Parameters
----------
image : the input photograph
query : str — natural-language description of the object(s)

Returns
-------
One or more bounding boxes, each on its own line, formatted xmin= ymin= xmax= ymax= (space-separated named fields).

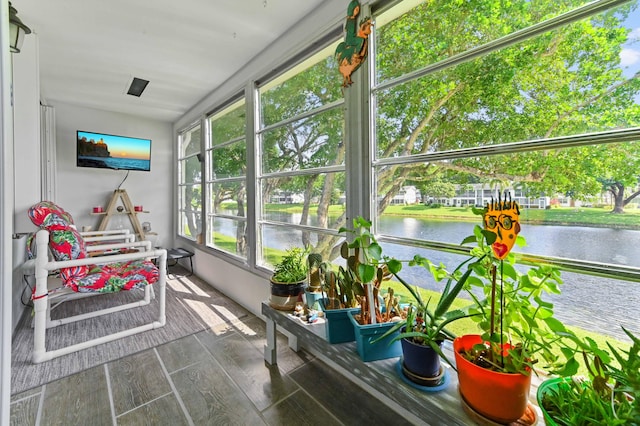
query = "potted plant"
xmin=374 ymin=252 xmax=483 ymax=387
xmin=305 ymin=249 xmax=364 ymax=343
xmin=269 ymin=246 xmax=309 ymax=311
xmin=319 ymin=257 xmax=362 ymax=343
xmin=305 ymin=252 xmax=326 ymax=310
xmin=537 ymin=327 xmax=640 ymax=426
xmin=339 ymin=216 xmax=406 ymax=361
xmin=452 ymin=196 xmax=577 ymax=423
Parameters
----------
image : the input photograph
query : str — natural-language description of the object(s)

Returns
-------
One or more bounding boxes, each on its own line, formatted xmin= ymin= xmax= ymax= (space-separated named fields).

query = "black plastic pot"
xmin=269 ymin=279 xmax=305 ymax=310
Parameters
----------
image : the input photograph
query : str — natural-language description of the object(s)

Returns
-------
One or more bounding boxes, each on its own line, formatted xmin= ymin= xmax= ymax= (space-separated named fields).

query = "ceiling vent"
xmin=127 ymin=77 xmax=149 ymax=97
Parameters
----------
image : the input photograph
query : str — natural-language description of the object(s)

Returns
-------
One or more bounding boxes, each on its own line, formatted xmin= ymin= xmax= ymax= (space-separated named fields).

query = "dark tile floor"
xmin=9 ymin=277 xmax=413 ymax=426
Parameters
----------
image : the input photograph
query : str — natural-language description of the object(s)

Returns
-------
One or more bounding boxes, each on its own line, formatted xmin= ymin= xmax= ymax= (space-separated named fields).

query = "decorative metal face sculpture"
xmin=484 ymin=193 xmax=521 ymax=260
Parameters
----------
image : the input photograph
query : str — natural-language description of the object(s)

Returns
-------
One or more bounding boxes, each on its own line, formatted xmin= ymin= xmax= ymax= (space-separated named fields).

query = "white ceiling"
xmin=13 ymin=0 xmax=327 ymax=122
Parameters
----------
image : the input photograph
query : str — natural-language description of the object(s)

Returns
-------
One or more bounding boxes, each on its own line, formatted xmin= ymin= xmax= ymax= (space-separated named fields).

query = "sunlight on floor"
xmin=167 ymin=279 xmax=192 ymax=294
xmin=183 ymin=299 xmax=230 ymax=334
xmin=174 ymin=277 xmax=211 ymax=298
xmin=211 ymin=303 xmax=257 ymax=336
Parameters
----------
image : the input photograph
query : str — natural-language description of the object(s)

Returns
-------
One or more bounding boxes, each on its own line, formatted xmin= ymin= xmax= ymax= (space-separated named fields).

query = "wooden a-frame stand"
xmin=97 ymin=189 xmax=147 ymax=240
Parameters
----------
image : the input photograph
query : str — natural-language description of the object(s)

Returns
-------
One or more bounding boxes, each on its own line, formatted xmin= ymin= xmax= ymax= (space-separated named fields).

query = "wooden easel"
xmin=96 ymin=189 xmax=147 ymax=240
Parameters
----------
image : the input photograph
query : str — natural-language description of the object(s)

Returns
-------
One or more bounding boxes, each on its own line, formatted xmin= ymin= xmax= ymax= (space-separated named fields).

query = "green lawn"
xmin=209 ymin=231 xmax=305 ymax=266
xmin=382 ymin=204 xmax=640 ymax=229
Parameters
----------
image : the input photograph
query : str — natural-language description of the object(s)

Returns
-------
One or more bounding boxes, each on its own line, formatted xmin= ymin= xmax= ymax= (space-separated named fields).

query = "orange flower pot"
xmin=454 ymin=334 xmax=532 ymax=424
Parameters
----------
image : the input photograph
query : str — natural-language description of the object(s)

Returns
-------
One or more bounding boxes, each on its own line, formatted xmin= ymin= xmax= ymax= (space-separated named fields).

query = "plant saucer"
xmin=395 ymin=357 xmax=450 ymax=392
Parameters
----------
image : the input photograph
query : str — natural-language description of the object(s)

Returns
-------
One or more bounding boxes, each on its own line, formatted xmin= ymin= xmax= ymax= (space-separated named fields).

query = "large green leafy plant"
xmin=271 ymin=247 xmax=309 ymax=284
xmin=306 ymin=251 xmax=362 ymax=309
xmin=338 ymin=216 xmax=397 ymax=324
xmin=457 ymin=209 xmax=577 ymax=376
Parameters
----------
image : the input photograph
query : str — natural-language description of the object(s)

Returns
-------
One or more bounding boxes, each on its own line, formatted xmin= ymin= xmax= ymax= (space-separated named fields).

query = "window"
xmin=256 ymin=41 xmax=346 ymax=267
xmin=177 ymin=124 xmax=202 ymax=241
xmin=371 ymin=0 xmax=640 ymax=342
xmin=205 ymin=98 xmax=248 ymax=258
xmin=174 ymin=0 xmax=640 ymax=343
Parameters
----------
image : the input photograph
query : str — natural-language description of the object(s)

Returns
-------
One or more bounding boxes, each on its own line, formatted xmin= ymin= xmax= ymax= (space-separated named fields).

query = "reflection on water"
xmin=214 ymin=212 xmax=639 ymax=341
xmin=379 ymin=217 xmax=640 ymax=267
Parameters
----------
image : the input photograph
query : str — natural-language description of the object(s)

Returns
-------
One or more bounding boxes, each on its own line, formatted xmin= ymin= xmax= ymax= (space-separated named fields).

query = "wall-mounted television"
xmin=77 ymin=130 xmax=152 ymax=172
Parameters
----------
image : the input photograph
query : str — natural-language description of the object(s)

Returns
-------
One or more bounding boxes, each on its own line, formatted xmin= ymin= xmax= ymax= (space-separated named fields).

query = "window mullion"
xmin=246 ymin=82 xmax=258 ymax=269
xmin=345 ymin=2 xmax=373 ymax=229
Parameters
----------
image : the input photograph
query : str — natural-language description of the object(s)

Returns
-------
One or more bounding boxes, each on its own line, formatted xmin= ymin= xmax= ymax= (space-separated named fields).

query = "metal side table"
xmin=166 ymin=248 xmax=194 ymax=276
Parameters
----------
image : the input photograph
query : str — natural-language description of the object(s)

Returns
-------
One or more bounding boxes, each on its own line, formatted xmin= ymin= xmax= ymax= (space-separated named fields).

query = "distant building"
xmin=424 ymin=184 xmax=611 ymax=209
xmin=390 ymin=186 xmax=421 ymax=205
xmin=270 ymin=191 xmax=304 ymax=204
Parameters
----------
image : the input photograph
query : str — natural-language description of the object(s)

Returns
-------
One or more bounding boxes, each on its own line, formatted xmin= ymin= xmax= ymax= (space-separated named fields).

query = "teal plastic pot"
xmin=348 ymin=310 xmax=402 ymax=362
xmin=324 ymin=306 xmax=360 ymax=344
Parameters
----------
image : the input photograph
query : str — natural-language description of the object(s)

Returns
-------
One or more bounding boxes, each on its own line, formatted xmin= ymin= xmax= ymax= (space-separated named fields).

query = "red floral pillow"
xmin=28 ymin=201 xmax=75 ymax=229
xmin=28 ymin=201 xmax=89 ymax=280
xmin=27 ymin=201 xmax=159 ymax=293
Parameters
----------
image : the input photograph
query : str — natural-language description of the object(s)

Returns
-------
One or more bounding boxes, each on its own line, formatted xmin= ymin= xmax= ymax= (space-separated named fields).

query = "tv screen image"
xmin=77 ymin=130 xmax=152 ymax=172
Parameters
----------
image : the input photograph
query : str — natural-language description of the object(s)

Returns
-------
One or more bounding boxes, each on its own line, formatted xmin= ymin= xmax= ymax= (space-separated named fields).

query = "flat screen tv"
xmin=77 ymin=130 xmax=152 ymax=172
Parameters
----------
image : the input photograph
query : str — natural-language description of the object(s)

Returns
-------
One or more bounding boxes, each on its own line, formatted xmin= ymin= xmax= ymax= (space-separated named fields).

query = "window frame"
xmin=204 ymin=95 xmax=250 ymax=261
xmin=254 ymin=38 xmax=347 ymax=270
xmin=174 ymin=0 xmax=640 ymax=288
xmin=176 ymin=122 xmax=203 ymax=242
xmin=368 ymin=0 xmax=640 ymax=283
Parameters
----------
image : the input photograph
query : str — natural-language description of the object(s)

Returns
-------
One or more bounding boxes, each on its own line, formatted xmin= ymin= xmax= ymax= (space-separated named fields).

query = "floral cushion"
xmin=27 ymin=201 xmax=159 ymax=293
xmin=28 ymin=202 xmax=89 ymax=280
xmin=28 ymin=201 xmax=75 ymax=229
xmin=66 ymin=259 xmax=159 ymax=293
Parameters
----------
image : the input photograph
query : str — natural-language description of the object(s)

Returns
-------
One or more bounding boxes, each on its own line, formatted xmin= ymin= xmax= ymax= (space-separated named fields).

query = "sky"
xmin=78 ymin=131 xmax=151 ymax=160
xmin=620 ymin=6 xmax=640 ymax=75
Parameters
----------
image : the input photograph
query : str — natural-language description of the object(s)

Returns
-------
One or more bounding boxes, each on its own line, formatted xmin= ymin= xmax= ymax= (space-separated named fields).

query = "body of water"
xmin=78 ymin=156 xmax=150 ymax=171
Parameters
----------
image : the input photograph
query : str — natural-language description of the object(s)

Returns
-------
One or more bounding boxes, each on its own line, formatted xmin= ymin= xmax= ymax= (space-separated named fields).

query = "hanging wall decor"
xmin=335 ymin=0 xmax=372 ymax=87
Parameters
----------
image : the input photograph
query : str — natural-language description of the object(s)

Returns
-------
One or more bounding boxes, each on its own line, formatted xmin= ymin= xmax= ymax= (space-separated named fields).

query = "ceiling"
xmin=12 ymin=0 xmax=327 ymax=122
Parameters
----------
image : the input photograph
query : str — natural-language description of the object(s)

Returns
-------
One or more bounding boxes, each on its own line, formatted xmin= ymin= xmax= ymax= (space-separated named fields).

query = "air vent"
xmin=127 ymin=77 xmax=149 ymax=97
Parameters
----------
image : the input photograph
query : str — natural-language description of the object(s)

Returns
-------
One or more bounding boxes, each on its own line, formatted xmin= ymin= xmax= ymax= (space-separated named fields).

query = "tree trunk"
xmin=610 ymin=182 xmax=625 ymax=214
xmin=235 ymin=185 xmax=247 ymax=256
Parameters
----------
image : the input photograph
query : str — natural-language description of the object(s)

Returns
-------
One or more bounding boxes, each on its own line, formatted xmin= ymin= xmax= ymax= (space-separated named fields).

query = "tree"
xmin=208 ymin=103 xmax=249 ymax=254
xmin=259 ymin=55 xmax=347 ymax=259
xmin=182 ymin=127 xmax=202 ymax=241
xmin=599 ymin=178 xmax=640 ymax=213
xmin=421 ymin=180 xmax=457 ymax=204
xmin=373 ymin=0 xmax=640 ymax=214
xmin=215 ymin=0 xmax=640 ymax=261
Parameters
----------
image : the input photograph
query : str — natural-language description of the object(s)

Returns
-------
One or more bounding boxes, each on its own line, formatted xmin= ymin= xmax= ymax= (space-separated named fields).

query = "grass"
xmin=382 ymin=204 xmax=640 ymax=228
xmin=208 ymin=231 xmax=300 ymax=267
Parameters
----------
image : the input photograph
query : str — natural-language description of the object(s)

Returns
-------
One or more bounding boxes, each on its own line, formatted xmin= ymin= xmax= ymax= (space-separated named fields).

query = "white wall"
xmin=1 ymin=0 xmax=15 ymax=421
xmin=52 ymin=102 xmax=173 ymax=247
xmin=12 ymin=35 xmax=40 ymax=234
xmin=10 ymin=34 xmax=40 ymax=331
xmin=192 ymin=248 xmax=272 ymax=316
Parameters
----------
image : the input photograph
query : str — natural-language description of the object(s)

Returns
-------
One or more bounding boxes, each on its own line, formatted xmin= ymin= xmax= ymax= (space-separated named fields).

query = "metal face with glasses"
xmin=485 ymin=214 xmax=515 ymax=230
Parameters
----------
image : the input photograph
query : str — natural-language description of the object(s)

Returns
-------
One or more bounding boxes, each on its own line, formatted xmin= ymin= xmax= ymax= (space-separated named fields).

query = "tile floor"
xmin=9 ymin=276 xmax=413 ymax=426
